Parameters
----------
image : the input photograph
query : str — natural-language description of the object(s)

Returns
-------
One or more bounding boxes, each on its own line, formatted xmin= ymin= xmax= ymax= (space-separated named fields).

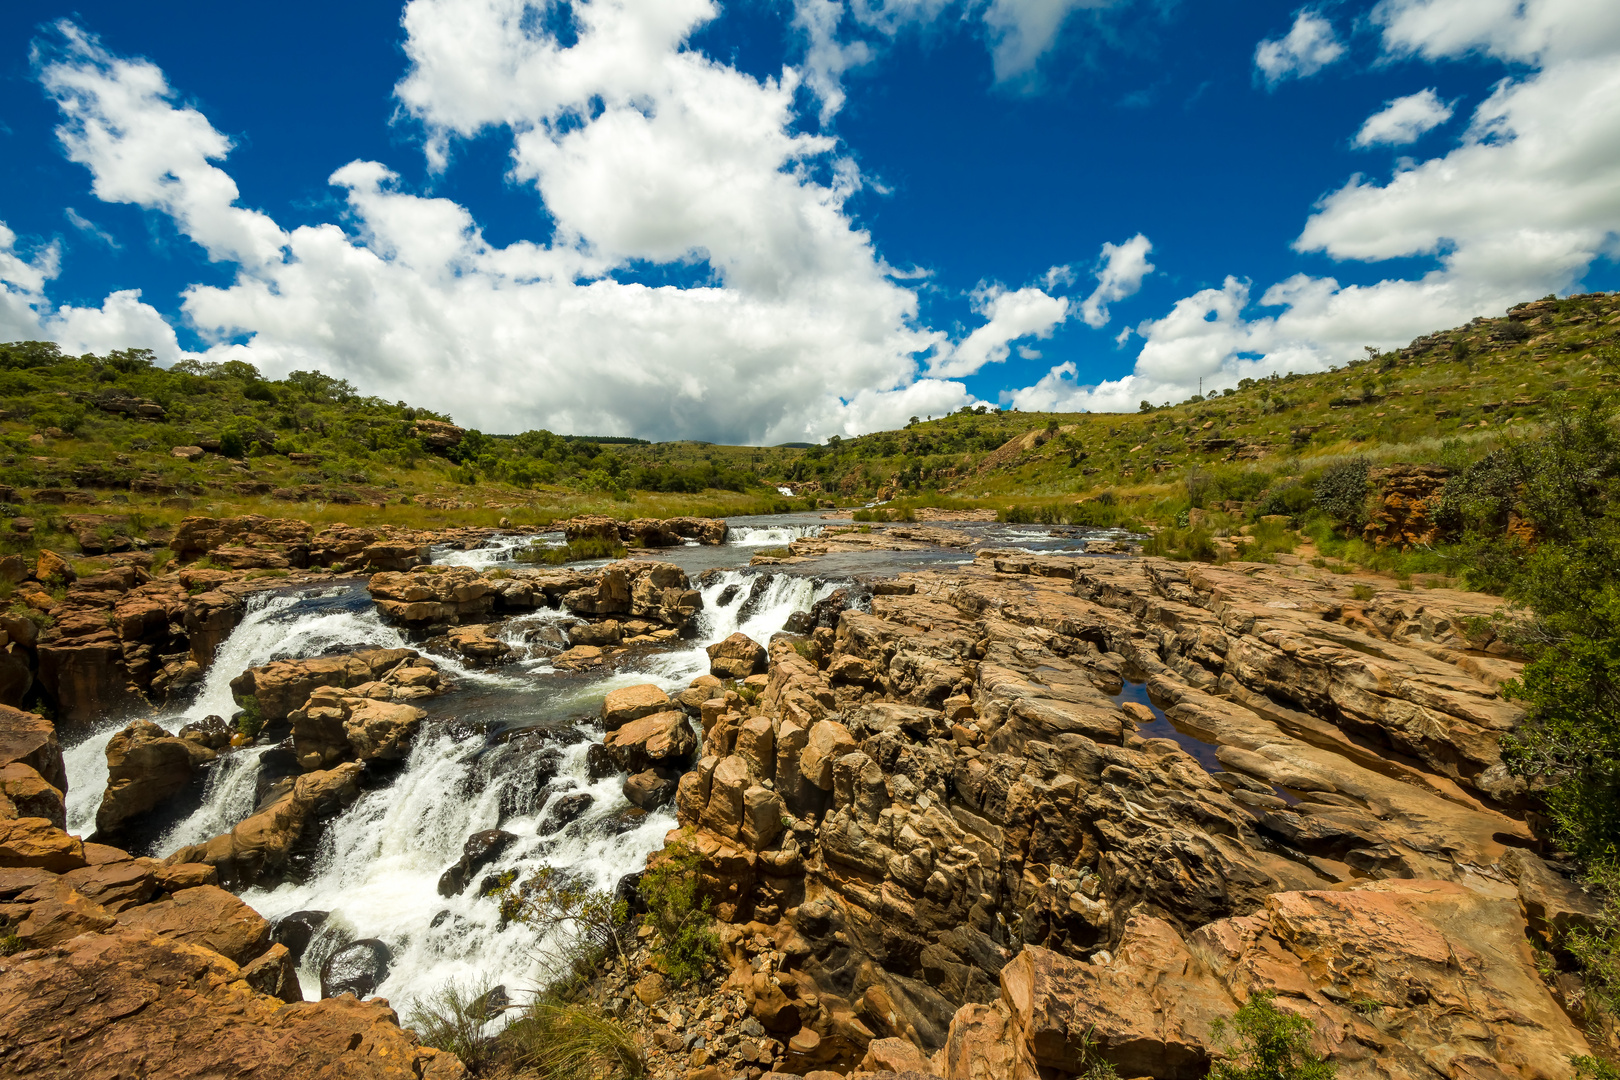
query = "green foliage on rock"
xmin=638 ymin=837 xmax=720 ymax=985
xmin=1209 ymin=993 xmax=1335 ymax=1080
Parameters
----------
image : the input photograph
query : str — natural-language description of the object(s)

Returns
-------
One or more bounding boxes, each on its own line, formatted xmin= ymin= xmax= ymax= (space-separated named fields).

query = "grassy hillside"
xmin=0 ymin=290 xmax=1614 ymax=564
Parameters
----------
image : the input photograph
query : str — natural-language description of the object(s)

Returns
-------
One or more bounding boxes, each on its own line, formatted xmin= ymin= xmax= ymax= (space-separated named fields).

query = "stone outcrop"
xmin=289 ymin=688 xmax=425 ymax=771
xmin=659 ymin=553 xmax=1575 ymax=1078
xmin=367 ymin=565 xmax=580 ymax=627
xmin=938 ymin=877 xmax=1590 ymax=1080
xmin=95 ymin=720 xmax=217 ymax=837
xmin=166 ymin=763 xmax=362 ymax=888
xmin=708 ymin=632 xmax=768 ymax=680
xmin=230 ymin=648 xmax=441 ymax=722
xmin=1363 ymin=464 xmax=1449 ymax=550
xmin=0 ymin=705 xmax=463 ymax=1078
xmin=561 ymin=561 xmax=704 ymax=630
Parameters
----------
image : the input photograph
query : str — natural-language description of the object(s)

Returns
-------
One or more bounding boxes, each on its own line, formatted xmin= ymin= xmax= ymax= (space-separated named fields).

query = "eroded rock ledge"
xmin=647 ymin=554 xmax=1597 ymax=1078
xmin=0 ymin=703 xmax=463 ymax=1079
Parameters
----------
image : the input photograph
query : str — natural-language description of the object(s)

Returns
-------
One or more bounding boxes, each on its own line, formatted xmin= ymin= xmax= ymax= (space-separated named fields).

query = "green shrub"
xmin=218 ymin=429 xmax=246 ymax=458
xmin=639 ymin=837 xmax=720 ymax=985
xmin=500 ymin=1000 xmax=645 ymax=1080
xmin=235 ymin=696 xmax=264 ymax=740
xmin=514 ymin=537 xmax=627 ymax=565
xmin=404 ymin=979 xmax=499 ymax=1074
xmin=1313 ymin=458 xmax=1371 ymax=530
xmin=1209 ymin=993 xmax=1335 ymax=1080
xmin=487 ymin=866 xmax=629 ymax=991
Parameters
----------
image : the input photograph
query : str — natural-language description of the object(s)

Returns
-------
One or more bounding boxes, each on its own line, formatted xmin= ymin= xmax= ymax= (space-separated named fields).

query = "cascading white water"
xmin=723 ymin=523 xmax=823 ymax=546
xmin=62 ymin=584 xmax=513 ymax=838
xmin=62 ymin=561 xmax=844 ymax=1013
xmin=431 ymin=534 xmax=556 ymax=569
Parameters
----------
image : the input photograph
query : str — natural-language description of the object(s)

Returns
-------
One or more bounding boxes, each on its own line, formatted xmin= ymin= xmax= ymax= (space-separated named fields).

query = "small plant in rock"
xmin=1209 ymin=993 xmax=1335 ymax=1080
xmin=235 ymin=696 xmax=265 ymax=740
xmin=487 ymin=866 xmax=629 ymax=990
xmin=1349 ymin=583 xmax=1376 ymax=601
xmin=404 ymin=979 xmax=500 ymax=1074
xmin=500 ymin=998 xmax=645 ymax=1080
xmin=639 ymin=836 xmax=720 ymax=985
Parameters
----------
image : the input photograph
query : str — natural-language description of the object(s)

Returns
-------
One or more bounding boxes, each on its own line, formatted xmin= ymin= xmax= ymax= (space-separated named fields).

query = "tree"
xmin=1139 ymin=400 xmax=1154 ymax=413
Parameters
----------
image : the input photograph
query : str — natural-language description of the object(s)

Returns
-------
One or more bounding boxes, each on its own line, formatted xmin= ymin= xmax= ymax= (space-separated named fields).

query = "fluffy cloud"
xmin=979 ymin=0 xmax=1117 ymax=85
xmin=928 ymin=280 xmax=1070 ymax=378
xmin=1254 ymin=10 xmax=1345 ymax=87
xmin=28 ymin=8 xmax=1083 ymax=443
xmin=1078 ymin=233 xmax=1153 ymax=327
xmin=1016 ymin=0 xmax=1620 ymax=414
xmin=1353 ymin=88 xmax=1453 ymax=146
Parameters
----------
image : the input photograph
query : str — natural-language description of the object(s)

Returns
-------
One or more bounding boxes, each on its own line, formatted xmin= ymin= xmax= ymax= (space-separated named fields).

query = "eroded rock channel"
xmin=0 ymin=512 xmax=1601 ymax=1079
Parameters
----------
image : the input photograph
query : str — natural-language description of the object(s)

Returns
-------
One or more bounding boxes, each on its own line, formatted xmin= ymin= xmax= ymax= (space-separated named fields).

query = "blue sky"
xmin=1 ymin=1 xmax=1616 ymax=442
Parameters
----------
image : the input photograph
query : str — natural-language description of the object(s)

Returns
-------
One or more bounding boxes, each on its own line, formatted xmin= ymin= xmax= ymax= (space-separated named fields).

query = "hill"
xmin=0 ymin=290 xmax=1615 ymax=565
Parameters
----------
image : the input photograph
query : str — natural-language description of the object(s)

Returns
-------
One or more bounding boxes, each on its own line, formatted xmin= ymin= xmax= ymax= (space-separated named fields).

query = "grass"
xmin=514 ymin=537 xmax=628 ymax=565
xmin=501 ymin=999 xmax=645 ymax=1080
xmin=404 ymin=980 xmax=501 ymax=1075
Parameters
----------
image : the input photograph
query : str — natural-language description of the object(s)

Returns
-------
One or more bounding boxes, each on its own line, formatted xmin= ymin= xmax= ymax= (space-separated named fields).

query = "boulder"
xmin=165 ymin=763 xmax=362 ymax=888
xmin=446 ymin=624 xmax=510 ymax=661
xmin=321 ymin=937 xmax=394 ymax=1000
xmin=116 ymin=883 xmax=270 ymax=965
xmin=272 ymin=908 xmax=331 ymax=965
xmin=601 ymin=683 xmax=673 ymax=731
xmin=0 ymin=763 xmax=66 ymax=828
xmin=437 ymin=829 xmax=518 ymax=898
xmin=603 ymin=711 xmax=698 ymax=774
xmin=623 ymin=767 xmax=680 ymax=810
xmin=95 ymin=720 xmax=217 ymax=836
xmin=708 ymin=632 xmax=768 ymax=680
xmin=290 ymin=687 xmax=425 ymax=771
xmin=0 ymin=817 xmax=85 ymax=872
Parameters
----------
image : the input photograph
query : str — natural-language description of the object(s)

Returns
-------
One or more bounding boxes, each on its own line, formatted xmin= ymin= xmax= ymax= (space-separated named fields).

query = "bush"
xmin=487 ymin=866 xmax=629 ymax=990
xmin=514 ymin=537 xmax=626 ymax=565
xmin=1210 ymin=993 xmax=1335 ymax=1080
xmin=1313 ymin=459 xmax=1371 ymax=530
xmin=1254 ymin=481 xmax=1315 ymax=522
xmin=235 ymin=696 xmax=264 ymax=740
xmin=639 ymin=837 xmax=720 ymax=985
xmin=500 ymin=1000 xmax=645 ymax=1080
xmin=218 ymin=429 xmax=246 ymax=458
xmin=404 ymin=979 xmax=499 ymax=1074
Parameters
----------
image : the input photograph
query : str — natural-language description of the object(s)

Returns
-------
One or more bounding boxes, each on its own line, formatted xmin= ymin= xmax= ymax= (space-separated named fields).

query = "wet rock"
xmin=473 ymin=984 xmax=511 ymax=1020
xmin=272 ymin=908 xmax=331 ymax=964
xmin=569 ymin=619 xmax=623 ymax=646
xmin=604 ymin=710 xmax=698 ymax=774
xmin=562 ymin=560 xmax=702 ymax=629
xmin=446 ymin=623 xmax=511 ymax=661
xmin=241 ymin=942 xmax=303 ymax=1003
xmin=586 ymin=742 xmax=618 ymax=780
xmin=603 ymin=807 xmax=651 ymax=836
xmin=95 ymin=719 xmax=217 ymax=837
xmin=437 ymin=829 xmax=518 ymax=897
xmin=543 ymin=792 xmax=595 ymax=830
xmin=602 ymin=683 xmax=673 ymax=731
xmin=178 ymin=714 xmax=233 ymax=750
xmin=321 ymin=937 xmax=393 ymax=1000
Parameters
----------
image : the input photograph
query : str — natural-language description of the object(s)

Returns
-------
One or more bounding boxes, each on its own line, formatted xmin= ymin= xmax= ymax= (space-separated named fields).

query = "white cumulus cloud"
xmin=1015 ymin=0 xmax=1620 ymax=415
xmin=1078 ymin=232 xmax=1153 ymax=327
xmin=25 ymin=8 xmax=1075 ymax=443
xmin=1254 ymin=10 xmax=1345 ymax=87
xmin=1354 ymin=88 xmax=1453 ymax=146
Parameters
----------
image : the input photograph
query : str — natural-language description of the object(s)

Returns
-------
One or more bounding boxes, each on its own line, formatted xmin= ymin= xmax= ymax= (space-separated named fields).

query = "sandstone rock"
xmin=232 ymin=647 xmax=420 ymax=722
xmin=412 ymin=419 xmax=465 ymax=449
xmin=241 ymin=941 xmax=303 ymax=1003
xmin=446 ymin=623 xmax=511 ymax=661
xmin=862 ymin=1037 xmax=935 ymax=1074
xmin=34 ymin=550 xmax=75 ymax=585
xmin=0 ymin=817 xmax=86 ymax=872
xmin=96 ymin=720 xmax=216 ymax=836
xmin=0 ymin=764 xmax=66 ymax=828
xmin=799 ymin=720 xmax=857 ymax=791
xmin=624 ymin=767 xmax=681 ymax=810
xmin=666 ymin=516 xmax=727 ymax=545
xmin=166 ymin=763 xmax=362 ymax=888
xmin=708 ymin=632 xmax=768 ymax=680
xmin=604 ymin=710 xmax=697 ymax=774
xmin=116 ymin=883 xmax=271 ymax=965
xmin=603 ymin=683 xmax=673 ymax=731
xmin=290 ymin=687 xmax=425 ymax=771
xmin=633 ymin=971 xmax=668 ymax=1006
xmin=7 ymin=878 xmax=118 ymax=946
xmin=0 ymin=706 xmax=65 ymax=793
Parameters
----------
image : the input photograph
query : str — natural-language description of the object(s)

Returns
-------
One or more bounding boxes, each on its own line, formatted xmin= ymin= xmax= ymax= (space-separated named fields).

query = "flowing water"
xmin=55 ymin=514 xmax=1101 ymax=1010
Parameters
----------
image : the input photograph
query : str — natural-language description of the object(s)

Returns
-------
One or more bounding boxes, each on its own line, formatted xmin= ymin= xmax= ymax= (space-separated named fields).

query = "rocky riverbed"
xmin=0 ymin=512 xmax=1605 ymax=1078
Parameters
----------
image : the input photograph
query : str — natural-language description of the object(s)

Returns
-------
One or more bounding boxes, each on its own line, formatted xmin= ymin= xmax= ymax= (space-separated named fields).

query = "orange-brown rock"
xmin=1363 ymin=464 xmax=1450 ymax=549
xmin=604 ymin=710 xmax=698 ymax=774
xmin=96 ymin=720 xmax=217 ymax=836
xmin=166 ymin=763 xmax=362 ymax=888
xmin=0 ymin=926 xmax=465 ymax=1079
xmin=0 ymin=706 xmax=65 ymax=791
xmin=707 ymin=632 xmax=768 ymax=680
xmin=230 ymin=648 xmax=421 ymax=722
xmin=289 ymin=688 xmax=425 ymax=771
xmin=115 ymin=883 xmax=270 ymax=964
xmin=602 ymin=683 xmax=673 ymax=731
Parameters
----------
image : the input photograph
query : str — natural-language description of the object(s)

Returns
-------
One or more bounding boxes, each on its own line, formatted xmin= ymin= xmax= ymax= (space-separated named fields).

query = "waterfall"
xmin=61 ymin=564 xmax=845 ymax=1012
xmin=431 ymin=533 xmax=556 ymax=569
xmin=723 ymin=523 xmax=823 ymax=546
